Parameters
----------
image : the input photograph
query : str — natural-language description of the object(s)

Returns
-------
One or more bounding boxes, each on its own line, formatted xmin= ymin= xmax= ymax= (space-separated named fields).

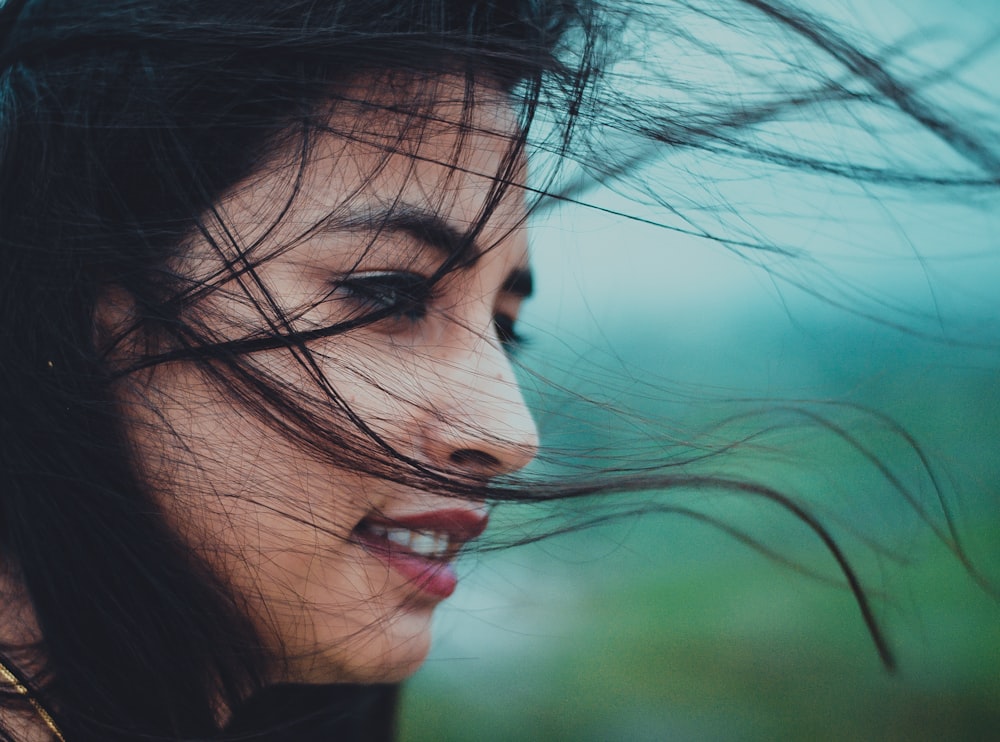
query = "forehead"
xmin=329 ymin=72 xmax=522 ymax=165
xmin=210 ymin=74 xmax=527 ymax=260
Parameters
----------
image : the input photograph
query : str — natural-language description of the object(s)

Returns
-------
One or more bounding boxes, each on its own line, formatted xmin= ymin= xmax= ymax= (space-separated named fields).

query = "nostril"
xmin=449 ymin=448 xmax=502 ymax=470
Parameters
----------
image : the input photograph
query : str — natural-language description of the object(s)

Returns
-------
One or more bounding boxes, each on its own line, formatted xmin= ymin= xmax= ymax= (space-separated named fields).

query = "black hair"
xmin=0 ymin=1 xmax=996 ymax=740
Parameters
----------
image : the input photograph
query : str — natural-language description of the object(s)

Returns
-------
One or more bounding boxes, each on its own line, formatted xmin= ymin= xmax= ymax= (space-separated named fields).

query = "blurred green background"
xmin=398 ymin=2 xmax=1000 ymax=739
xmin=397 ymin=295 xmax=1000 ymax=742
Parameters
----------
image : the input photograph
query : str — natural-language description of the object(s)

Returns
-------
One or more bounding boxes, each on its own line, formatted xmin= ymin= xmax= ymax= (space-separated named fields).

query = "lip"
xmin=353 ymin=508 xmax=489 ymax=599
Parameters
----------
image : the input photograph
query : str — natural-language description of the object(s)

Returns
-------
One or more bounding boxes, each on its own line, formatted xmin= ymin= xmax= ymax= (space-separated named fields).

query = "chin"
xmin=292 ymin=611 xmax=436 ymax=685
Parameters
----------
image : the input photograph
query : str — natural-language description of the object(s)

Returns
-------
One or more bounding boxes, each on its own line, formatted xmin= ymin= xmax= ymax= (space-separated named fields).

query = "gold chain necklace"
xmin=0 ymin=656 xmax=66 ymax=741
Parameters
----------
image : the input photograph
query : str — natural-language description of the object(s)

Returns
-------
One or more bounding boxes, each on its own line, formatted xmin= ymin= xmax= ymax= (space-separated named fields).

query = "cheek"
xmin=316 ymin=338 xmax=462 ymax=436
xmin=120 ymin=364 xmax=373 ymax=594
xmin=113 ymin=346 xmax=461 ymax=683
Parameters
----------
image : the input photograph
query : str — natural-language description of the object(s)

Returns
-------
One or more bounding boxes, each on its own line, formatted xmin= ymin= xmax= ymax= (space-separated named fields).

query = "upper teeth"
xmin=368 ymin=524 xmax=452 ymax=559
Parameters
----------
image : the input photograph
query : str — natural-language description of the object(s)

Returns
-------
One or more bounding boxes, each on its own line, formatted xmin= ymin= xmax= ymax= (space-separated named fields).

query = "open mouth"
xmin=352 ymin=508 xmax=489 ymax=598
xmin=356 ymin=521 xmax=454 ymax=560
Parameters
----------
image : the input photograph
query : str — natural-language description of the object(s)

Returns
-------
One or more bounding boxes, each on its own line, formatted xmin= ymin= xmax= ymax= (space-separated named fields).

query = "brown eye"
xmin=334 ymin=271 xmax=434 ymax=323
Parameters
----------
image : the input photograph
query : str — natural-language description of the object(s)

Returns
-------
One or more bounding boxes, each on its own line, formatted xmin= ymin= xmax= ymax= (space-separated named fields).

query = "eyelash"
xmin=333 ymin=271 xmax=527 ymax=352
xmin=493 ymin=312 xmax=526 ymax=352
xmin=335 ymin=271 xmax=435 ymax=323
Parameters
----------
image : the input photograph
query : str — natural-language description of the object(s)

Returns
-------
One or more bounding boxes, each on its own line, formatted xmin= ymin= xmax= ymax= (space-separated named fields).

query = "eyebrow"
xmin=316 ymin=203 xmax=479 ymax=264
xmin=313 ymin=202 xmax=534 ymax=297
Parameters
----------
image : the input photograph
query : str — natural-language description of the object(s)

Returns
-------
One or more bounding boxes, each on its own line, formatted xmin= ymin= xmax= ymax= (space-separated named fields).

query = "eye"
xmin=333 ymin=271 xmax=435 ymax=324
xmin=494 ymin=312 xmax=526 ymax=353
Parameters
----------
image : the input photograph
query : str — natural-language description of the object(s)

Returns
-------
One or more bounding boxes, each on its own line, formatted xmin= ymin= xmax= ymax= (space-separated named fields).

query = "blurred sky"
xmin=526 ymin=0 xmax=1000 ymax=356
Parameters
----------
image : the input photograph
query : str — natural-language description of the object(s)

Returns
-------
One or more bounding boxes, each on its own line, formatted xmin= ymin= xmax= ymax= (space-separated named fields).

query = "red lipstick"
xmin=353 ymin=509 xmax=489 ymax=599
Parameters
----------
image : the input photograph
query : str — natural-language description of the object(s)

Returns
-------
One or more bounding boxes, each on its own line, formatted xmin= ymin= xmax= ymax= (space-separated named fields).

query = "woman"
xmin=1 ymin=1 xmax=577 ymax=739
xmin=0 ymin=0 xmax=996 ymax=740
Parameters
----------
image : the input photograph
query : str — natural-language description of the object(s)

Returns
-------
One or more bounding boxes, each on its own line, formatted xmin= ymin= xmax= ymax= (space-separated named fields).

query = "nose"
xmin=416 ymin=333 xmax=539 ymax=478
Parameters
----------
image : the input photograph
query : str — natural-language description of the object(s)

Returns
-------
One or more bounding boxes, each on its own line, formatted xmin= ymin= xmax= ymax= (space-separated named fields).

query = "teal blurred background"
xmin=398 ymin=302 xmax=1000 ymax=741
xmin=399 ymin=2 xmax=1000 ymax=740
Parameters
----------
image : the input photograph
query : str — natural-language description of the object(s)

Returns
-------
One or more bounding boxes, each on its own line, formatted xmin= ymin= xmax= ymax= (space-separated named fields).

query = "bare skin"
xmin=115 ymin=76 xmax=539 ymax=684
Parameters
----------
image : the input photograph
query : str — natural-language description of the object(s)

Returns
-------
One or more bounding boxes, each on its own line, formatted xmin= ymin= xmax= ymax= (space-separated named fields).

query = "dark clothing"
xmin=222 ymin=683 xmax=399 ymax=742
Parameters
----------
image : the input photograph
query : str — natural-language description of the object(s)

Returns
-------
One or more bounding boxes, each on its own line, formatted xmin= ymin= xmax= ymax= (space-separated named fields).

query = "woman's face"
xmin=119 ymin=79 xmax=538 ymax=684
